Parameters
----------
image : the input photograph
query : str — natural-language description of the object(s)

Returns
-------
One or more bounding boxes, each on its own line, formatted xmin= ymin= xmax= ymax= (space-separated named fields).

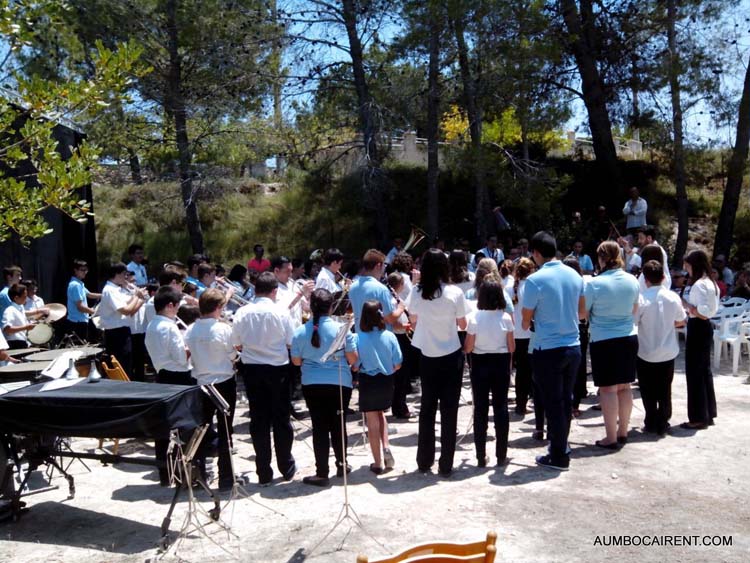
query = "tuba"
xmin=404 ymin=226 xmax=428 ymax=252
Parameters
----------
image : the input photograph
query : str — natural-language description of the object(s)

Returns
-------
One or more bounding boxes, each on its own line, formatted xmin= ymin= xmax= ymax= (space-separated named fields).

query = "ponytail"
xmin=309 ymin=288 xmax=334 ymax=348
xmin=311 ymin=311 xmax=321 ymax=348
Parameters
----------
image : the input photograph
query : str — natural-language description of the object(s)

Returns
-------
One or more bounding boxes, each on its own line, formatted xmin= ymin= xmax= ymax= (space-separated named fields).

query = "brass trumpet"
xmin=404 ymin=225 xmax=429 ymax=252
xmin=215 ymin=278 xmax=251 ymax=308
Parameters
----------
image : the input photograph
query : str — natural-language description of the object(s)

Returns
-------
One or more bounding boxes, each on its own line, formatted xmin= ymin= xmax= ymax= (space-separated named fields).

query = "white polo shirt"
xmin=145 ymin=315 xmax=191 ymax=373
xmin=636 ymin=286 xmax=686 ymax=363
xmin=231 ymin=297 xmax=295 ymax=366
xmin=314 ymin=267 xmax=340 ymax=293
xmin=467 ymin=310 xmax=514 ymax=354
xmin=184 ymin=318 xmax=236 ymax=385
xmin=99 ymin=281 xmax=131 ymax=330
xmin=406 ymin=283 xmax=470 ymax=358
xmin=275 ymin=280 xmax=304 ymax=327
xmin=2 ymin=303 xmax=29 ymax=343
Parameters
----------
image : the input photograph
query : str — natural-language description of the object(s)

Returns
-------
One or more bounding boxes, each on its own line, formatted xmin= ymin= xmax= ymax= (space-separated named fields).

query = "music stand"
xmin=158 ymin=424 xmax=236 ymax=559
xmin=305 ymin=317 xmax=385 ymax=557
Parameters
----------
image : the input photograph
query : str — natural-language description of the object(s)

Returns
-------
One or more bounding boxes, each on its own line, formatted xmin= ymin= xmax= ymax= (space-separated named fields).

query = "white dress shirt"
xmin=314 ymin=267 xmax=340 ymax=293
xmin=476 ymin=247 xmax=504 ymax=263
xmin=398 ymin=272 xmax=412 ymax=302
xmin=623 ymin=197 xmax=648 ymax=229
xmin=2 ymin=303 xmax=29 ymax=343
xmin=129 ymin=298 xmax=148 ymax=335
xmin=24 ymin=295 xmax=44 ymax=311
xmin=275 ymin=280 xmax=304 ymax=327
xmin=636 ymin=285 xmax=686 ymax=363
xmin=513 ymin=279 xmax=532 ymax=339
xmin=145 ymin=315 xmax=191 ymax=373
xmin=688 ymin=277 xmax=719 ymax=319
xmin=99 ymin=281 xmax=132 ymax=330
xmin=231 ymin=297 xmax=294 ymax=366
xmin=406 ymin=283 xmax=470 ymax=357
xmin=184 ymin=318 xmax=235 ymax=385
xmin=127 ymin=261 xmax=148 ymax=286
xmin=144 ymin=297 xmax=156 ymax=326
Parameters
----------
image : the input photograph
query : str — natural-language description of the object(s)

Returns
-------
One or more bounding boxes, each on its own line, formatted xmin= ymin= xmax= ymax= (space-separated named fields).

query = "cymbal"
xmin=26 ymin=346 xmax=103 ymax=362
xmin=5 ymin=347 xmax=43 ymax=357
xmin=45 ymin=303 xmax=67 ymax=322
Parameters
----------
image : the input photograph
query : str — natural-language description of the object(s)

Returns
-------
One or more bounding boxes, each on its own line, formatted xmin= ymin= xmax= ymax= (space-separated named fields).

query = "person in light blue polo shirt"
xmin=347 ymin=249 xmax=403 ymax=332
xmin=66 ymin=260 xmax=101 ymax=342
xmin=0 ymin=266 xmax=23 ymax=319
xmin=583 ymin=240 xmax=639 ymax=450
xmin=356 ymin=300 xmax=402 ymax=474
xmin=291 ymin=289 xmax=358 ymax=487
xmin=567 ymin=240 xmax=595 ymax=275
xmin=521 ymin=231 xmax=583 ymax=471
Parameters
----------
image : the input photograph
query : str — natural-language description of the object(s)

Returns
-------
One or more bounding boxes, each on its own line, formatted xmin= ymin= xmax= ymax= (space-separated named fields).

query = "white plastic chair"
xmin=712 ymin=308 xmax=747 ymax=370
xmin=720 ymin=297 xmax=747 ymax=307
xmin=713 ymin=312 xmax=750 ymax=375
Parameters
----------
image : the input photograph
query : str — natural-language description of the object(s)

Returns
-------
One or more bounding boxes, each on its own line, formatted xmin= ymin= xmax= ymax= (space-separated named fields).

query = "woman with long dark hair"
xmin=581 ymin=241 xmax=640 ymax=449
xmin=448 ymin=250 xmax=475 ymax=294
xmin=464 ymin=280 xmax=515 ymax=466
xmin=291 ymin=289 xmax=359 ymax=486
xmin=406 ymin=249 xmax=470 ymax=476
xmin=681 ymin=250 xmax=719 ymax=429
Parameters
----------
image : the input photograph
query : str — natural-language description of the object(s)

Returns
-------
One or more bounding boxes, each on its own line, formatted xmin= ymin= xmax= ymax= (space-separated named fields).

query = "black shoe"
xmin=496 ymin=457 xmax=508 ymax=467
xmin=417 ymin=465 xmax=432 ymax=473
xmin=595 ymin=440 xmax=621 ymax=450
xmin=302 ymin=475 xmax=329 ymax=487
xmin=477 ymin=456 xmax=489 ymax=468
xmin=369 ymin=463 xmax=384 ymax=475
xmin=617 ymin=436 xmax=628 ymax=445
xmin=258 ymin=473 xmax=273 ymax=486
xmin=438 ymin=467 xmax=452 ymax=477
xmin=336 ymin=463 xmax=352 ymax=477
xmin=680 ymin=421 xmax=708 ymax=430
xmin=532 ymin=430 xmax=545 ymax=441
xmin=535 ymin=454 xmax=569 ymax=471
xmin=218 ymin=480 xmax=234 ymax=492
xmin=282 ymin=464 xmax=297 ymax=482
xmin=592 ymin=404 xmax=602 ymax=411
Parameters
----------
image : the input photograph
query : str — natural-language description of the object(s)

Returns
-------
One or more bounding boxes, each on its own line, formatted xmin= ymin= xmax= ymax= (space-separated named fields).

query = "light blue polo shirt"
xmin=348 ymin=275 xmax=394 ymax=333
xmin=67 ymin=277 xmax=89 ymax=323
xmin=291 ymin=317 xmax=357 ymax=387
xmin=568 ymin=252 xmax=594 ymax=272
xmin=0 ymin=287 xmax=11 ymax=319
xmin=356 ymin=328 xmax=402 ymax=376
xmin=521 ymin=260 xmax=583 ymax=351
xmin=584 ymin=268 xmax=639 ymax=342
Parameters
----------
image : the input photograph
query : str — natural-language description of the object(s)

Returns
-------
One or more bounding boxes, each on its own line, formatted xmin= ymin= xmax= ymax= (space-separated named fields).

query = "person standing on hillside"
xmin=623 ymin=187 xmax=648 ymax=233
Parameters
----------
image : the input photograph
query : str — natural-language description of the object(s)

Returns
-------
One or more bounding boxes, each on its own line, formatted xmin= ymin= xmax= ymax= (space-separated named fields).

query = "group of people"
xmin=0 ymin=216 xmax=731 ymax=487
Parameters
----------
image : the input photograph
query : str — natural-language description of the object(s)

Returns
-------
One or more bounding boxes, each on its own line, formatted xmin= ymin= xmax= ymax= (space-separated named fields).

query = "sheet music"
xmin=320 ymin=317 xmax=354 ymax=363
xmin=39 ymin=377 xmax=83 ymax=392
xmin=41 ymin=351 xmax=84 ymax=379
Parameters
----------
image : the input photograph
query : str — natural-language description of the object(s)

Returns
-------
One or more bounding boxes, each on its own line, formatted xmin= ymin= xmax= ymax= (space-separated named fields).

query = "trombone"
xmin=215 ymin=278 xmax=251 ymax=308
xmin=404 ymin=225 xmax=428 ymax=252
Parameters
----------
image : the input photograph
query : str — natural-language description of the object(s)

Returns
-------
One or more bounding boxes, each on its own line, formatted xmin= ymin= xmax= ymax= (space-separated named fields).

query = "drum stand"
xmin=158 ymin=425 xmax=235 ymax=559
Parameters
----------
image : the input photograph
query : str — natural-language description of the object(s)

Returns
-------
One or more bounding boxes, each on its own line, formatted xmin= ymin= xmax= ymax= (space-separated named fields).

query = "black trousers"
xmin=391 ymin=333 xmax=413 ymax=417
xmin=66 ymin=320 xmax=90 ymax=343
xmin=103 ymin=326 xmax=132 ymax=379
xmin=685 ymin=318 xmax=717 ymax=424
xmin=417 ymin=349 xmax=463 ymax=473
xmin=201 ymin=377 xmax=237 ymax=485
xmin=6 ymin=340 xmax=28 ymax=350
xmin=514 ymin=338 xmax=532 ymax=412
xmin=573 ymin=321 xmax=589 ymax=408
xmin=303 ymin=384 xmax=352 ymax=478
xmin=532 ymin=346 xmax=581 ymax=464
xmin=637 ymin=358 xmax=674 ymax=433
xmin=130 ymin=332 xmax=146 ymax=382
xmin=470 ymin=352 xmax=511 ymax=462
xmin=239 ymin=363 xmax=295 ymax=482
xmin=154 ymin=369 xmax=195 ymax=478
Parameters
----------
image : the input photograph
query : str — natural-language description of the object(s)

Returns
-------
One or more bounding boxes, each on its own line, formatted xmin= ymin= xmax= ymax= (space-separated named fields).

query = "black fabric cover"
xmin=0 ymin=380 xmax=205 ymax=439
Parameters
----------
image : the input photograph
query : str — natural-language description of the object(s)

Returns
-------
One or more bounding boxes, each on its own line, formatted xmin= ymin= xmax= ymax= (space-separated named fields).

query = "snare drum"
xmin=28 ymin=323 xmax=54 ymax=345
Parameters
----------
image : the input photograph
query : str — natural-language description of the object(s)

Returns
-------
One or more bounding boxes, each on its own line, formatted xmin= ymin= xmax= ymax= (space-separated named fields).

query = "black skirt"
xmin=358 ymin=373 xmax=394 ymax=412
xmin=590 ymin=334 xmax=638 ymax=387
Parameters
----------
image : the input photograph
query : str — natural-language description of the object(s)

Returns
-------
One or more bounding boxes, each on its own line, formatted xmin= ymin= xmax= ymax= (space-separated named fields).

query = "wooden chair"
xmin=356 ymin=531 xmax=497 ymax=563
xmin=97 ymin=357 xmax=131 ymax=455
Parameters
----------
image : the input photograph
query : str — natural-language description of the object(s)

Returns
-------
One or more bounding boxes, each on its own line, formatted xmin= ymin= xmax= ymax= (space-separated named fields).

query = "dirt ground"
xmin=1 ymin=348 xmax=749 ymax=563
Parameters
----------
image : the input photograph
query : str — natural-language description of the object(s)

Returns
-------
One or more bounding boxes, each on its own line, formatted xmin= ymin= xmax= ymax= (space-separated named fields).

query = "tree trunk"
xmin=714 ymin=54 xmax=750 ymax=259
xmin=165 ymin=0 xmax=204 ymax=254
xmin=127 ymin=147 xmax=143 ymax=185
xmin=426 ymin=7 xmax=441 ymax=239
xmin=560 ymin=0 xmax=623 ymax=191
xmin=667 ymin=0 xmax=688 ymax=267
xmin=341 ymin=0 xmax=388 ymax=248
xmin=453 ymin=14 xmax=491 ymax=240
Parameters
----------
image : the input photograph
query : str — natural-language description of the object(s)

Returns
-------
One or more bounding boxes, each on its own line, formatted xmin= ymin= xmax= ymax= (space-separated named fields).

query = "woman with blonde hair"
xmin=581 ymin=240 xmax=639 ymax=449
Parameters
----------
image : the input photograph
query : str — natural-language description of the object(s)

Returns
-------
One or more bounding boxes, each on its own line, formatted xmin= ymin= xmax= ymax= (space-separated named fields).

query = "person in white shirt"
xmin=2 ymin=284 xmax=34 ymax=349
xmin=406 ymin=249 xmax=470 ymax=476
xmin=637 ymin=226 xmax=671 ymax=288
xmin=386 ymin=272 xmax=413 ymax=419
xmin=272 ymin=256 xmax=313 ymax=328
xmin=99 ymin=263 xmax=147 ymax=378
xmin=126 ymin=244 xmax=149 ymax=287
xmin=463 ymin=279 xmax=515 ymax=467
xmin=314 ymin=248 xmax=346 ymax=293
xmin=145 ymin=286 xmax=193 ymax=486
xmin=623 ymin=186 xmax=648 ymax=232
xmin=476 ymin=235 xmax=504 ymax=264
xmin=231 ymin=272 xmax=296 ymax=486
xmin=511 ymin=258 xmax=541 ymax=430
xmin=125 ymin=271 xmax=150 ymax=381
xmin=21 ymin=279 xmax=44 ymax=311
xmin=185 ymin=288 xmax=238 ymax=491
xmin=681 ymin=250 xmax=720 ymax=430
xmin=635 ymin=261 xmax=687 ymax=436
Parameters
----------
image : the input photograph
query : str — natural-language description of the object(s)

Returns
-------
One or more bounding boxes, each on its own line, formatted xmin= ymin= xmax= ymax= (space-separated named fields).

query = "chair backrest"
xmin=356 ymin=532 xmax=497 ymax=563
xmin=721 ymin=297 xmax=747 ymax=308
xmin=102 ymin=357 xmax=131 ymax=382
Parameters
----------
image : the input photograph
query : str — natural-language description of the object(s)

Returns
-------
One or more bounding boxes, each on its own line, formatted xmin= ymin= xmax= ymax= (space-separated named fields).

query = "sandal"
xmin=595 ymin=439 xmax=621 ymax=450
xmin=369 ymin=463 xmax=384 ymax=475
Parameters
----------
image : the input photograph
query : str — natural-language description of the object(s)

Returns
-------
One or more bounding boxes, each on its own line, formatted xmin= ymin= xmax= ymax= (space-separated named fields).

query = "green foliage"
xmin=0 ymin=0 xmax=144 ymax=243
